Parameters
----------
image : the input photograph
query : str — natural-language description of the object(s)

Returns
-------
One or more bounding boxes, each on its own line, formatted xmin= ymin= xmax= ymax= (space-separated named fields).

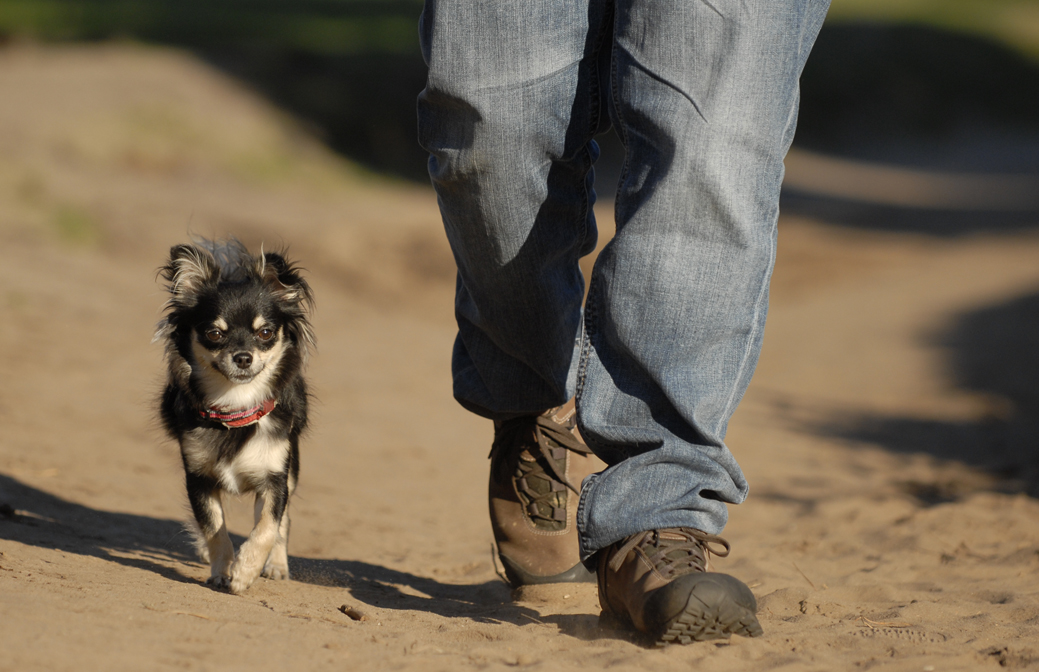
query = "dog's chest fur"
xmin=181 ymin=418 xmax=290 ymax=495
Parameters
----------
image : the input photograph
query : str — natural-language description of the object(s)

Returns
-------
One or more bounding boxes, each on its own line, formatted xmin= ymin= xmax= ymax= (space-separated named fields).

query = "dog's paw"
xmin=262 ymin=561 xmax=290 ymax=581
xmin=206 ymin=575 xmax=232 ymax=591
xmin=228 ymin=574 xmax=256 ymax=595
xmin=229 ymin=561 xmax=260 ymax=594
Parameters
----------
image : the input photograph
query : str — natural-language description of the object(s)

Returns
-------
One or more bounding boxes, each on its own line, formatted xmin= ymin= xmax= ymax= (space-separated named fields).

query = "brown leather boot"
xmin=597 ymin=527 xmax=763 ymax=645
xmin=488 ymin=399 xmax=605 ymax=587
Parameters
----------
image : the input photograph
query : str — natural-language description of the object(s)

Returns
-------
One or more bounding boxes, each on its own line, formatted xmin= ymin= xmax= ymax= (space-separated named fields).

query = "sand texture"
xmin=1 ymin=44 xmax=1038 ymax=671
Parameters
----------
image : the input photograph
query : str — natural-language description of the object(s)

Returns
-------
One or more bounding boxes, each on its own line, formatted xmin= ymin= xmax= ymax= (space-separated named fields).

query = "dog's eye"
xmin=257 ymin=328 xmax=275 ymax=342
xmin=205 ymin=329 xmax=224 ymax=342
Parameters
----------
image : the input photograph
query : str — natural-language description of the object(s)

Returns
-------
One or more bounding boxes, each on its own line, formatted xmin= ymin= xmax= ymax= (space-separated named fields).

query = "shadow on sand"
xmin=778 ymin=191 xmax=1039 ymax=237
xmin=772 ymin=28 xmax=1039 ymax=477
xmin=815 ymin=289 xmax=1039 ymax=503
xmin=0 ymin=473 xmax=619 ymax=635
xmin=290 ymin=556 xmax=622 ymax=640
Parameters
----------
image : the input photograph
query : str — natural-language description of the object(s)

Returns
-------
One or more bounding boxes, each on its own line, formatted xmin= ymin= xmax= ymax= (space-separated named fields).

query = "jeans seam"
xmin=575 ymin=5 xmax=611 ymax=455
xmin=607 ymin=15 xmax=630 ymax=198
xmin=586 ymin=4 xmax=611 ymax=145
xmin=578 ymin=3 xmax=614 ymax=248
xmin=577 ymin=148 xmax=593 ymax=244
xmin=575 ymin=273 xmax=597 ymax=429
xmin=575 ymin=274 xmax=600 ymax=558
xmin=716 ymin=220 xmax=775 ymax=427
xmin=575 ymin=8 xmax=619 ymax=461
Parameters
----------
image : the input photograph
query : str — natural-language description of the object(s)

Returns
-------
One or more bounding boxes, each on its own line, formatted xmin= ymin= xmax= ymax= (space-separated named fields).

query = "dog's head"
xmin=156 ymin=240 xmax=313 ymax=404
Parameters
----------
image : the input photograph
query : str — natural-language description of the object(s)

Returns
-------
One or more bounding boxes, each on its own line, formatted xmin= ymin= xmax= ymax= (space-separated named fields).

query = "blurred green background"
xmin=1 ymin=0 xmax=1037 ymax=181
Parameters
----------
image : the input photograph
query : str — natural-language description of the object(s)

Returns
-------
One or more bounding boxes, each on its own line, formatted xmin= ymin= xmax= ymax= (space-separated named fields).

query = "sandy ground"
xmin=2 ymin=44 xmax=1039 ymax=671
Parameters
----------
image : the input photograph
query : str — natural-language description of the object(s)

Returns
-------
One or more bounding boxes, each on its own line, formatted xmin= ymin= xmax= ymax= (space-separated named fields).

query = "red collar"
xmin=199 ymin=399 xmax=277 ymax=429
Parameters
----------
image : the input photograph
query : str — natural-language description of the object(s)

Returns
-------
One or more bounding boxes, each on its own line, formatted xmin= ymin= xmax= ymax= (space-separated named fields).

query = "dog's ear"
xmin=160 ymin=244 xmax=220 ymax=309
xmin=258 ymin=251 xmax=315 ymax=356
xmin=258 ymin=252 xmax=313 ymax=309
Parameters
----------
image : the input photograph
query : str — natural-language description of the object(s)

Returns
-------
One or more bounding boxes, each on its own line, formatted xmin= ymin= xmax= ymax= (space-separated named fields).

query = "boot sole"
xmin=498 ymin=552 xmax=596 ymax=588
xmin=653 ymin=574 xmax=764 ymax=646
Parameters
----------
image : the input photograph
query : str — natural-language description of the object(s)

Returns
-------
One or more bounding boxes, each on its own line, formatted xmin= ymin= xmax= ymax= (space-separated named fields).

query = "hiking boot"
xmin=596 ymin=527 xmax=763 ymax=646
xmin=488 ymin=399 xmax=605 ymax=587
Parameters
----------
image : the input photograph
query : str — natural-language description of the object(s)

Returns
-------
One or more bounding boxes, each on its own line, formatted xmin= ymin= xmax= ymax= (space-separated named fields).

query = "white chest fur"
xmin=182 ymin=417 xmax=289 ymax=495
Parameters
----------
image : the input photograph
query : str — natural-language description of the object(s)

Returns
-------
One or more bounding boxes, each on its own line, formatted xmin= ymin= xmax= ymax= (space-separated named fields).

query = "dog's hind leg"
xmin=230 ymin=472 xmax=289 ymax=594
xmin=186 ymin=472 xmax=234 ymax=589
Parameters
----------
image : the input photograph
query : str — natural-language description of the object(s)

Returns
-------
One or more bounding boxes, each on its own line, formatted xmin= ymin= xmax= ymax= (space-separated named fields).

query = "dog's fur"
xmin=156 ymin=239 xmax=313 ymax=593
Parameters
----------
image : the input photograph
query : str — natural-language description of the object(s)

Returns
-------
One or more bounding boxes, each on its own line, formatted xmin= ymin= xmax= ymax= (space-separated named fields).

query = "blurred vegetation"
xmin=52 ymin=203 xmax=101 ymax=247
xmin=0 ymin=0 xmax=428 ymax=177
xmin=797 ymin=23 xmax=1039 ymax=172
xmin=2 ymin=0 xmax=1036 ymax=59
xmin=827 ymin=0 xmax=1039 ymax=60
xmin=0 ymin=0 xmax=423 ymax=54
xmin=0 ymin=0 xmax=1036 ymax=180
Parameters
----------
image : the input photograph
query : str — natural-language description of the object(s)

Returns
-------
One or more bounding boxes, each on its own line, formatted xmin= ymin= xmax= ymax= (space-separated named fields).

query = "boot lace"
xmin=489 ymin=410 xmax=593 ymax=526
xmin=608 ymin=528 xmax=731 ymax=580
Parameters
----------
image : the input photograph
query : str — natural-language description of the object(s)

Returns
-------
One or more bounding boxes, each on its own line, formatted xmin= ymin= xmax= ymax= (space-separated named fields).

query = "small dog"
xmin=155 ymin=239 xmax=313 ymax=593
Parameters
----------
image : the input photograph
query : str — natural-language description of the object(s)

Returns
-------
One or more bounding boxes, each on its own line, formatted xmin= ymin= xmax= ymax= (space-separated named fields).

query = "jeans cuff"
xmin=576 ymin=471 xmax=601 ymax=562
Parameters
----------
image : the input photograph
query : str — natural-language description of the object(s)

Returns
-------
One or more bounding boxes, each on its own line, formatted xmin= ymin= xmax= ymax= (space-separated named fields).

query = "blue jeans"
xmin=417 ymin=0 xmax=829 ymax=560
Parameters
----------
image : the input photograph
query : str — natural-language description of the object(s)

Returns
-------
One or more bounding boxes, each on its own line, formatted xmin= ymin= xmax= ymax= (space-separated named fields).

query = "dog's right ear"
xmin=159 ymin=244 xmax=219 ymax=309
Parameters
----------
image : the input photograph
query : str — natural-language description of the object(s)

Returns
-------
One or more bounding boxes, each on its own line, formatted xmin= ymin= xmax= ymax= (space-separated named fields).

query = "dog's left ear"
xmin=258 ymin=252 xmax=312 ymax=308
xmin=258 ymin=251 xmax=315 ymax=354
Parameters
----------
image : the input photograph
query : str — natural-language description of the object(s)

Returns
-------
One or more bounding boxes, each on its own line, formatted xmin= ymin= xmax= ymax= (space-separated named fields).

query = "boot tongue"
xmin=545 ymin=399 xmax=577 ymax=425
xmin=658 ymin=531 xmax=687 ymax=542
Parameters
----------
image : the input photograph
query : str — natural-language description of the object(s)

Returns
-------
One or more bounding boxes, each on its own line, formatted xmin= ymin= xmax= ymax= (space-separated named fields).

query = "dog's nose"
xmin=233 ymin=352 xmax=253 ymax=369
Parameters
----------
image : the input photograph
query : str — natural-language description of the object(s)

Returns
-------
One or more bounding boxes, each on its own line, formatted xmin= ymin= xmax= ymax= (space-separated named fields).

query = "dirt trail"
xmin=2 ymin=44 xmax=1038 ymax=671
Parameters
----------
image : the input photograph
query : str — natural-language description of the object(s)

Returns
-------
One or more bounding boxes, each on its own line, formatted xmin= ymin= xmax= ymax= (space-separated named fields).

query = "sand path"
xmin=1 ymin=44 xmax=1038 ymax=671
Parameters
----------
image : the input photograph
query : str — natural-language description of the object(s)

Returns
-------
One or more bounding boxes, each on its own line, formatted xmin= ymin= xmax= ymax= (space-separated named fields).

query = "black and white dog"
xmin=156 ymin=240 xmax=313 ymax=593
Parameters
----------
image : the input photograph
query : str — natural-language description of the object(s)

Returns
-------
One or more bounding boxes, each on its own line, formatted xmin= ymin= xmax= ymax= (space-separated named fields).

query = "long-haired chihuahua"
xmin=155 ymin=239 xmax=313 ymax=593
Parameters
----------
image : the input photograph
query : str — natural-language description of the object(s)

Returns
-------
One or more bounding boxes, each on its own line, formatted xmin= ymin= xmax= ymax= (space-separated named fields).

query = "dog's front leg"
xmin=262 ymin=462 xmax=295 ymax=581
xmin=259 ymin=494 xmax=291 ymax=581
xmin=230 ymin=475 xmax=288 ymax=594
xmin=186 ymin=472 xmax=234 ymax=589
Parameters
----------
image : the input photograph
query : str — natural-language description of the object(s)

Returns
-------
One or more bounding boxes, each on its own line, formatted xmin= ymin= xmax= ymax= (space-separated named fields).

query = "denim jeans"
xmin=417 ymin=0 xmax=829 ymax=560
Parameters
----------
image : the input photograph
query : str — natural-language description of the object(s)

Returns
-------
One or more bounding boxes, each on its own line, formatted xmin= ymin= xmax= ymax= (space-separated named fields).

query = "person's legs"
xmin=418 ymin=0 xmax=611 ymax=420
xmin=576 ymin=0 xmax=830 ymax=560
xmin=417 ymin=0 xmax=612 ymax=585
xmin=418 ymin=0 xmax=831 ymax=642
